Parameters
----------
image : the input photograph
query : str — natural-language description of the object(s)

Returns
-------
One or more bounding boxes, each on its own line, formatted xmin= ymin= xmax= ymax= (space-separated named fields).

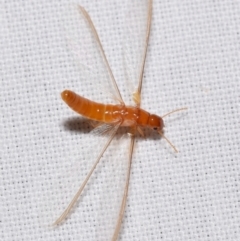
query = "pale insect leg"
xmin=53 ymin=122 xmax=121 ymax=226
xmin=132 ymin=91 xmax=141 ymax=106
xmin=137 ymin=126 xmax=145 ymax=137
xmin=111 ymin=134 xmax=135 ymax=241
xmin=134 ymin=0 xmax=153 ymax=107
xmin=78 ymin=5 xmax=124 ymax=104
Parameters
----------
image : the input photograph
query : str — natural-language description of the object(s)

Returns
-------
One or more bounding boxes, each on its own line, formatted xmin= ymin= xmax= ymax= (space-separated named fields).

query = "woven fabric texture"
xmin=1 ymin=0 xmax=240 ymax=240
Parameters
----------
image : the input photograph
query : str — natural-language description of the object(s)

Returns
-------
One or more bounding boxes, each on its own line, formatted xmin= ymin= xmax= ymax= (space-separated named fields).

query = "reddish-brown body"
xmin=61 ymin=90 xmax=164 ymax=130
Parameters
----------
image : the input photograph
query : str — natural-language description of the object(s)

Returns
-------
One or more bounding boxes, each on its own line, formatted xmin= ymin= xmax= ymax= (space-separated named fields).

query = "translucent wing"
xmin=64 ymin=5 xmax=124 ymax=104
xmin=122 ymin=0 xmax=152 ymax=106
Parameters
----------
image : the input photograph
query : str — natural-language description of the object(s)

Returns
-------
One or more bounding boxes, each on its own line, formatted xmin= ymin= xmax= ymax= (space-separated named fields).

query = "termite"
xmin=55 ymin=1 xmax=187 ymax=240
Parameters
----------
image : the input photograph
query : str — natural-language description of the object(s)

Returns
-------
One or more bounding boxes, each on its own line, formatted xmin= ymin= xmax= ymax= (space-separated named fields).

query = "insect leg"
xmin=53 ymin=122 xmax=121 ymax=226
xmin=111 ymin=133 xmax=135 ymax=241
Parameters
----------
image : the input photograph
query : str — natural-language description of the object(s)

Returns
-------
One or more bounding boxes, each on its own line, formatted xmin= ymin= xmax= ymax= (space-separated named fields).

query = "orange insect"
xmin=55 ymin=0 xmax=186 ymax=240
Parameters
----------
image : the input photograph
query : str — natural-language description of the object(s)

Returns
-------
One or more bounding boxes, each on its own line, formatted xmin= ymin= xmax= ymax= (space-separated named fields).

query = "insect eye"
xmin=153 ymin=127 xmax=157 ymax=130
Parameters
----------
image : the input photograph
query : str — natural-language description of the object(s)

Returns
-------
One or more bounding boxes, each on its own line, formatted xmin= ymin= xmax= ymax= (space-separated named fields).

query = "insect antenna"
xmin=158 ymin=107 xmax=187 ymax=152
xmin=162 ymin=107 xmax=187 ymax=119
xmin=158 ymin=130 xmax=178 ymax=153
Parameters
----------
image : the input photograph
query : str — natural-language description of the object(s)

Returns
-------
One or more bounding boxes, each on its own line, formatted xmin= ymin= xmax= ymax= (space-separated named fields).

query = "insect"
xmin=55 ymin=0 xmax=186 ymax=240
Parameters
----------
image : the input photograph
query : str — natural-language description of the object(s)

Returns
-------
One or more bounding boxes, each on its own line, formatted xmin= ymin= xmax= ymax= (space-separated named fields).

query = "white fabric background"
xmin=1 ymin=0 xmax=240 ymax=240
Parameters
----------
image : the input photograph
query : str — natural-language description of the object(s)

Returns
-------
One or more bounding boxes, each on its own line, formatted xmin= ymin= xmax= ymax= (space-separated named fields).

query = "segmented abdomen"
xmin=61 ymin=90 xmax=151 ymax=127
xmin=61 ymin=90 xmax=121 ymax=123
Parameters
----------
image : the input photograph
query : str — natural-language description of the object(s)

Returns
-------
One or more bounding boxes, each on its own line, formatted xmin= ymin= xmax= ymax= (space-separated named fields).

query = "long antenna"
xmin=162 ymin=107 xmax=187 ymax=119
xmin=158 ymin=130 xmax=178 ymax=153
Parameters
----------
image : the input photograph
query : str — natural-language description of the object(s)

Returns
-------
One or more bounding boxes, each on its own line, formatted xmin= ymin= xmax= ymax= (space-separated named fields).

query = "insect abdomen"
xmin=61 ymin=90 xmax=109 ymax=122
xmin=61 ymin=90 xmax=156 ymax=127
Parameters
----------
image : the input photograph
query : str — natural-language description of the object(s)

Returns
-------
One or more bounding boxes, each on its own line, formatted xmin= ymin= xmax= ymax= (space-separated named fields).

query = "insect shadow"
xmin=62 ymin=116 xmax=163 ymax=140
xmin=62 ymin=117 xmax=92 ymax=134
